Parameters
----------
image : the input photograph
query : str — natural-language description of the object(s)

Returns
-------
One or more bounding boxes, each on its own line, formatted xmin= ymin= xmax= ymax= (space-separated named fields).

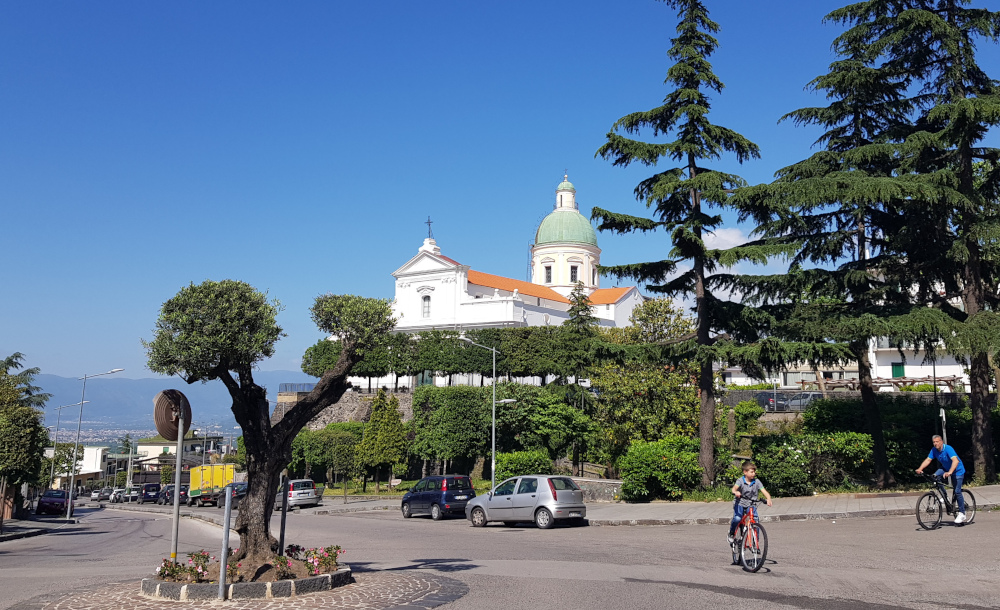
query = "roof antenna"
xmin=425 ymin=216 xmax=434 ymax=239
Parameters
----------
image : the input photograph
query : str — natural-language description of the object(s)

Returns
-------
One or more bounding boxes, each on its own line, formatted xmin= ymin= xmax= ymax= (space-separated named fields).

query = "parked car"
xmin=465 ymin=475 xmax=586 ymax=529
xmin=754 ymin=391 xmax=790 ymax=412
xmin=137 ymin=483 xmax=161 ymax=504
xmin=217 ymin=482 xmax=248 ymax=508
xmin=110 ymin=488 xmax=126 ymax=503
xmin=401 ymin=475 xmax=476 ymax=520
xmin=97 ymin=487 xmax=113 ymax=501
xmin=122 ymin=487 xmax=140 ymax=502
xmin=275 ymin=479 xmax=318 ymax=509
xmin=157 ymin=484 xmax=188 ymax=505
xmin=90 ymin=489 xmax=101 ymax=501
xmin=784 ymin=391 xmax=824 ymax=411
xmin=36 ymin=489 xmax=69 ymax=515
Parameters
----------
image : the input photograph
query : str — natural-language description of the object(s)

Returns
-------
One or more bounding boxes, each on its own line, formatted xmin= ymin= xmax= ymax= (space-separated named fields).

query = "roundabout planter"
xmin=140 ymin=564 xmax=352 ymax=600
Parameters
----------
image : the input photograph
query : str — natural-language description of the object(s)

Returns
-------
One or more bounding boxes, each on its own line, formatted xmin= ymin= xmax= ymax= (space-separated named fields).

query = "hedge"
xmin=494 ymin=450 xmax=552 ymax=481
xmin=751 ymin=432 xmax=873 ymax=497
xmin=618 ymin=435 xmax=701 ymax=502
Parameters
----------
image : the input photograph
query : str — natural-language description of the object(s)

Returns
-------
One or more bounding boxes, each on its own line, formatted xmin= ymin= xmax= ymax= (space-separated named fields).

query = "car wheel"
xmin=401 ymin=502 xmax=412 ymax=518
xmin=138 ymin=498 xmax=144 ymax=505
xmin=470 ymin=507 xmax=488 ymax=527
xmin=430 ymin=504 xmax=443 ymax=521
xmin=535 ymin=507 xmax=554 ymax=529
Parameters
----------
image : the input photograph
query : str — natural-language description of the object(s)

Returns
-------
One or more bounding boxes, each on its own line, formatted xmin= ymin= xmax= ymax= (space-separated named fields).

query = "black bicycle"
xmin=915 ymin=473 xmax=976 ymax=530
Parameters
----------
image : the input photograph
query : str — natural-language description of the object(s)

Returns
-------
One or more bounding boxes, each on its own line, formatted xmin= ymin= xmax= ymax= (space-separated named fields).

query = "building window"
xmin=891 ymin=362 xmax=905 ymax=378
xmin=570 ymin=266 xmax=578 ymax=283
xmin=422 ymin=295 xmax=431 ymax=318
xmin=592 ymin=268 xmax=597 ymax=285
xmin=544 ymin=266 xmax=552 ymax=283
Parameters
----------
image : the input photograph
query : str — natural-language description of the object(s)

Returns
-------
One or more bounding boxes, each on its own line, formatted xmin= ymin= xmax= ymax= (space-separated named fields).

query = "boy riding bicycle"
xmin=728 ymin=460 xmax=772 ymax=544
xmin=916 ymin=434 xmax=967 ymax=523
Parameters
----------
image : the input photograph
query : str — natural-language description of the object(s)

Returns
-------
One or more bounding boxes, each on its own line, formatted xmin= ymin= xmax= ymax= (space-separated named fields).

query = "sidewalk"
xmin=103 ymin=484 xmax=1000 ymax=527
xmin=0 ymin=518 xmax=51 ymax=542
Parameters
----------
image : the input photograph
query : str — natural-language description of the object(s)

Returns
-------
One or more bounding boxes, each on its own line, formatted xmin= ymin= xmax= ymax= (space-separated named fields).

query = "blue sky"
xmin=3 ymin=1 xmax=998 ymax=380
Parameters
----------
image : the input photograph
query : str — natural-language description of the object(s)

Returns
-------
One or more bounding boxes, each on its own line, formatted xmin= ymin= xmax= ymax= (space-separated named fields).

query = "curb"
xmin=0 ymin=527 xmax=51 ymax=542
xmin=588 ymin=502 xmax=998 ymax=526
xmin=141 ymin=566 xmax=352 ymax=600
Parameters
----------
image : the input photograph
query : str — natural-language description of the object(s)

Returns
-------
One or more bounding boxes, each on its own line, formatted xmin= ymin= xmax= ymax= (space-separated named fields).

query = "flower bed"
xmin=143 ymin=545 xmax=351 ymax=600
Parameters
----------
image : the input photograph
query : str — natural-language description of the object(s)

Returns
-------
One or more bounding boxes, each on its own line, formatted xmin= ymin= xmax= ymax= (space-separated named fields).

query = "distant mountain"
xmin=36 ymin=371 xmax=318 ymax=430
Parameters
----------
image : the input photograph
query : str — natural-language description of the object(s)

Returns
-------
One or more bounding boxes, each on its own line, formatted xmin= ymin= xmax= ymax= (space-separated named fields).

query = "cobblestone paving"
xmin=12 ymin=570 xmax=468 ymax=610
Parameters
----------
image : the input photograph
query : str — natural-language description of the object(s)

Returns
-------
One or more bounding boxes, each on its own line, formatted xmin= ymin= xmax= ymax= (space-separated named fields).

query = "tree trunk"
xmin=697 ymin=362 xmax=716 ymax=488
xmin=968 ymin=352 xmax=995 ymax=483
xmin=852 ymin=341 xmax=895 ymax=488
xmin=421 ymin=459 xmax=428 ymax=478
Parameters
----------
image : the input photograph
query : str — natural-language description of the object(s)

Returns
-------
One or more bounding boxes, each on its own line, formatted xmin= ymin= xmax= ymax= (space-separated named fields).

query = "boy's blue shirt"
xmin=929 ymin=444 xmax=965 ymax=477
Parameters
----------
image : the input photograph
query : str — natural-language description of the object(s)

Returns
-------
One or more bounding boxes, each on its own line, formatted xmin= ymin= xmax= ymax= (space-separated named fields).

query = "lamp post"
xmin=67 ymin=368 xmax=123 ymax=519
xmin=49 ymin=401 xmax=89 ymax=490
xmin=229 ymin=426 xmax=240 ymax=455
xmin=459 ymin=334 xmax=517 ymax=491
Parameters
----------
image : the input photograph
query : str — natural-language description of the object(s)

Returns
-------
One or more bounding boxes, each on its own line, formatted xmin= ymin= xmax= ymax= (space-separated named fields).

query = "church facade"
xmin=391 ymin=176 xmax=643 ymax=333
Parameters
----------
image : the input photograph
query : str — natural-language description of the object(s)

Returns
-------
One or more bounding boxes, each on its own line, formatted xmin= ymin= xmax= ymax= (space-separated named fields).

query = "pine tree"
xmin=827 ymin=0 xmax=1000 ymax=482
xmin=729 ymin=25 xmax=920 ymax=488
xmin=356 ymin=389 xmax=407 ymax=491
xmin=594 ymin=0 xmax=767 ymax=486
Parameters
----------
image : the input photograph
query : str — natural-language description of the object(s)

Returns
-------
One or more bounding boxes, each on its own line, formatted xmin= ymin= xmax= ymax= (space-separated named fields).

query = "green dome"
xmin=557 ymin=179 xmax=575 ymax=192
xmin=535 ymin=210 xmax=598 ymax=246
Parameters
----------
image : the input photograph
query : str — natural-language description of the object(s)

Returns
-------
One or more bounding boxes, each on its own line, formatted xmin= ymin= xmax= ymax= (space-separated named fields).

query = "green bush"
xmin=494 ymin=450 xmax=552 ymax=481
xmin=724 ymin=382 xmax=778 ymax=390
xmin=734 ymin=400 xmax=765 ymax=435
xmin=900 ymin=384 xmax=937 ymax=392
xmin=751 ymin=432 xmax=874 ymax=496
xmin=801 ymin=394 xmax=992 ymax=482
xmin=618 ymin=435 xmax=702 ymax=502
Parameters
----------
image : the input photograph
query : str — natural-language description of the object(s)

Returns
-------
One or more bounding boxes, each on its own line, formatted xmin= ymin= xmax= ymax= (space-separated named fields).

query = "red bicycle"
xmin=730 ymin=498 xmax=768 ymax=572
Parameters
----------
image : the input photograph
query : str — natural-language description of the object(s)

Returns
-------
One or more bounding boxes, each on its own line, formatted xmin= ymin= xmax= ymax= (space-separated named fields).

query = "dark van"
xmin=401 ymin=475 xmax=476 ymax=520
xmin=138 ymin=483 xmax=161 ymax=504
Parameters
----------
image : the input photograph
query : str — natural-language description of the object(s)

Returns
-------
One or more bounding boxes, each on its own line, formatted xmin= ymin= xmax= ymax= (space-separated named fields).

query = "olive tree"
xmin=144 ymin=280 xmax=394 ymax=561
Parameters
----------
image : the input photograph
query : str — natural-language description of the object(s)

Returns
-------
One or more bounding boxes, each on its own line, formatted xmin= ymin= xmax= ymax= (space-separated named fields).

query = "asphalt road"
xmin=3 ymin=506 xmax=998 ymax=609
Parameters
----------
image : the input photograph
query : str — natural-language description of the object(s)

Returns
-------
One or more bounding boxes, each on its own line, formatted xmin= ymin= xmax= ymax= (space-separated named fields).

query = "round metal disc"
xmin=153 ymin=389 xmax=192 ymax=441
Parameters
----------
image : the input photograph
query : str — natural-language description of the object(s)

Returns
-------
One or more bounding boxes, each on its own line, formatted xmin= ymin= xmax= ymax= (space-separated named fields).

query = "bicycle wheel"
xmin=915 ymin=492 xmax=942 ymax=530
xmin=740 ymin=523 xmax=768 ymax=572
xmin=959 ymin=489 xmax=976 ymax=524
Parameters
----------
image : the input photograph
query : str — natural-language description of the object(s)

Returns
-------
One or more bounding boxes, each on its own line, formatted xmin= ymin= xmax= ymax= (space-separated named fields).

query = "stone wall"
xmin=272 ymin=391 xmax=414 ymax=430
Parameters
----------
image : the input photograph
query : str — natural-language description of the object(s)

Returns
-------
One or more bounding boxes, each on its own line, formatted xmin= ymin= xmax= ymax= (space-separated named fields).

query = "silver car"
xmin=465 ymin=475 xmax=586 ymax=529
xmin=275 ymin=479 xmax=318 ymax=509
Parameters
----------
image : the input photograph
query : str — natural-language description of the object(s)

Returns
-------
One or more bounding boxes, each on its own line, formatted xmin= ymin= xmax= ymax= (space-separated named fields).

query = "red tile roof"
xmin=588 ymin=287 xmax=634 ymax=305
xmin=467 ymin=270 xmax=570 ymax=303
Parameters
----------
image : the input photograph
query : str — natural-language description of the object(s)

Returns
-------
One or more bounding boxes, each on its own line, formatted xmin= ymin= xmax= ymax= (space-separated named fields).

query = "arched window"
xmin=422 ymin=295 xmax=431 ymax=318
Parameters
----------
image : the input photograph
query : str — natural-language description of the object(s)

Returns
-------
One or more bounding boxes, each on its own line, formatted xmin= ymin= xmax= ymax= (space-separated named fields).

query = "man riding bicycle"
xmin=916 ymin=435 xmax=966 ymax=523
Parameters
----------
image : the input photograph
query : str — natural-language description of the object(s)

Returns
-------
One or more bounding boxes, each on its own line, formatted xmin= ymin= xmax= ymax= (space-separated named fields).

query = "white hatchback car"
xmin=275 ymin=479 xmax=318 ymax=509
xmin=465 ymin=475 xmax=586 ymax=529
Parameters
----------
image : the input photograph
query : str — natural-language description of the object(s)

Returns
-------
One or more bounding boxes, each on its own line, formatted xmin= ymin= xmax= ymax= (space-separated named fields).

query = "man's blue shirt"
xmin=929 ymin=444 xmax=965 ymax=477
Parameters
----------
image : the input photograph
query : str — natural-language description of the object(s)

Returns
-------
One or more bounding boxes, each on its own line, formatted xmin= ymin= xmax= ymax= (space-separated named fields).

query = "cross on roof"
xmin=425 ymin=216 xmax=434 ymax=238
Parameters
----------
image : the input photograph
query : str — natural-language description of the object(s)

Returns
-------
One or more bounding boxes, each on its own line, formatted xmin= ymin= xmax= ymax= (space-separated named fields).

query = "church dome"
xmin=535 ymin=210 xmax=598 ymax=246
xmin=557 ymin=178 xmax=575 ymax=192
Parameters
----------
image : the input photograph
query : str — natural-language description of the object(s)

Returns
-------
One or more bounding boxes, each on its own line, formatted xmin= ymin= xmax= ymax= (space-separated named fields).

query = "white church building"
xmin=391 ymin=176 xmax=643 ymax=334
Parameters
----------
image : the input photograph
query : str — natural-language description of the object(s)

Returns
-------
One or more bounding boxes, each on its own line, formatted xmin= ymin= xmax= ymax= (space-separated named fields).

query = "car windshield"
xmin=550 ymin=477 xmax=580 ymax=491
xmin=447 ymin=477 xmax=472 ymax=490
xmin=43 ymin=490 xmax=66 ymax=498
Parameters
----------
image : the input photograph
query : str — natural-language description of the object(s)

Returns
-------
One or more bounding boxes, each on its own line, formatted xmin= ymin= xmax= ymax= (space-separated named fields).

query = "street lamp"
xmin=459 ymin=334 xmax=517 ymax=491
xmin=48 ymin=401 xmax=89 ymax=490
xmin=67 ymin=368 xmax=123 ymax=519
xmin=229 ymin=426 xmax=240 ymax=455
